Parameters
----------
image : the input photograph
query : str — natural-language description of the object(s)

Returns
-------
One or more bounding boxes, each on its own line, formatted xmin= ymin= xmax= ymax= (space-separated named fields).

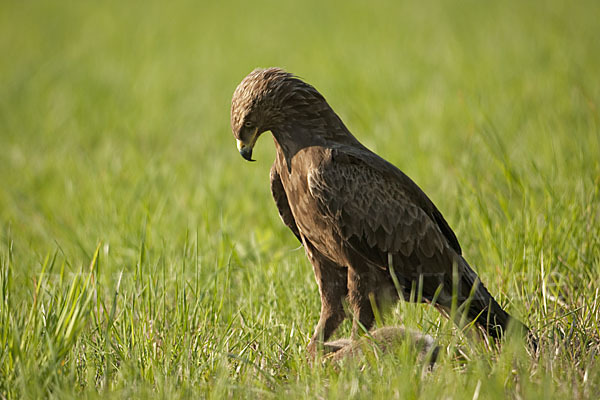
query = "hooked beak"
xmin=237 ymin=140 xmax=255 ymax=161
xmin=236 ymin=128 xmax=258 ymax=162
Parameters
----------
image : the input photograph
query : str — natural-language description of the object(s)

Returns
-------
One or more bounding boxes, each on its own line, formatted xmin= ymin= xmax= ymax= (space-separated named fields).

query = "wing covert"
xmin=307 ymin=150 xmax=451 ymax=269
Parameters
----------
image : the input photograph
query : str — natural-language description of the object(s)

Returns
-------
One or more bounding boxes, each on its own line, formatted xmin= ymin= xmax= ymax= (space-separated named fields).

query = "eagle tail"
xmin=453 ymin=256 xmax=536 ymax=348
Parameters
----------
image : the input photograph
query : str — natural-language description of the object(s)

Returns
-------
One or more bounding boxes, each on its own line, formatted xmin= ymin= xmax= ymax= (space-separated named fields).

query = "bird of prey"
xmin=230 ymin=67 xmax=531 ymax=355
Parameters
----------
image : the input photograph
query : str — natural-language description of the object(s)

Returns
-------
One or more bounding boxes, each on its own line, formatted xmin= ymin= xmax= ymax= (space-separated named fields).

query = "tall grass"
xmin=1 ymin=0 xmax=599 ymax=398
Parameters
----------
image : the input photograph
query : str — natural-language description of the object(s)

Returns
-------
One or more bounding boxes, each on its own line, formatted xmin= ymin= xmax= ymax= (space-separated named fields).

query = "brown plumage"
xmin=231 ymin=67 xmax=532 ymax=355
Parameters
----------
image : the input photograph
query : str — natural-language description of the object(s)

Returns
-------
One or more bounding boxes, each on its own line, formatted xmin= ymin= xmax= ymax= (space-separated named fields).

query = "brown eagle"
xmin=231 ymin=67 xmax=531 ymax=354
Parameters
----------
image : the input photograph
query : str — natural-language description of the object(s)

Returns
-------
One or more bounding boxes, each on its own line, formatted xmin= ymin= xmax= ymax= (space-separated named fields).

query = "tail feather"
xmin=451 ymin=256 xmax=536 ymax=347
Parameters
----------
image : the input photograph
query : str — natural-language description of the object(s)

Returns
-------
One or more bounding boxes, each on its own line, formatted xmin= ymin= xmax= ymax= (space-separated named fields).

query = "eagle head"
xmin=230 ymin=67 xmax=296 ymax=161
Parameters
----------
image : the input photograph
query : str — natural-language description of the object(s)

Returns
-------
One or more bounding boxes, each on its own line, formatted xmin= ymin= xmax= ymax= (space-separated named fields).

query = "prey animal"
xmin=230 ymin=67 xmax=531 ymax=355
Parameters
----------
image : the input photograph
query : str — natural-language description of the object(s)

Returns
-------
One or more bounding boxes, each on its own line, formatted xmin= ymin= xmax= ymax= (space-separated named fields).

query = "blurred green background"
xmin=1 ymin=0 xmax=599 ymax=398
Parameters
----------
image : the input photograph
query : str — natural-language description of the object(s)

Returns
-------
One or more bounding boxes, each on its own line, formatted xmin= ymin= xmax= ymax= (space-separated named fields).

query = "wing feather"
xmin=307 ymin=149 xmax=454 ymax=277
xmin=270 ymin=165 xmax=301 ymax=242
xmin=321 ymin=146 xmax=462 ymax=255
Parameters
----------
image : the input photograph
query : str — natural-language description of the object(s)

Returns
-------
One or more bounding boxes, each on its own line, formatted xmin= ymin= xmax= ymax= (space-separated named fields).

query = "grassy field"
xmin=1 ymin=0 xmax=599 ymax=398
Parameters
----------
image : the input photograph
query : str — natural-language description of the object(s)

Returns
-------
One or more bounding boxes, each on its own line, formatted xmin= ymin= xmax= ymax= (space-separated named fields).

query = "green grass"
xmin=1 ymin=0 xmax=599 ymax=398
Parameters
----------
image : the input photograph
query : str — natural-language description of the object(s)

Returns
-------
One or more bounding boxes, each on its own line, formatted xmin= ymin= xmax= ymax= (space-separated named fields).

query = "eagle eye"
xmin=244 ymin=121 xmax=253 ymax=128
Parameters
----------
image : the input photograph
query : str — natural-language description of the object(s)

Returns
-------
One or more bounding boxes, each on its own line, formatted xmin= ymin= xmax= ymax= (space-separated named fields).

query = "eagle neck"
xmin=271 ymin=112 xmax=363 ymax=173
xmin=271 ymin=125 xmax=319 ymax=173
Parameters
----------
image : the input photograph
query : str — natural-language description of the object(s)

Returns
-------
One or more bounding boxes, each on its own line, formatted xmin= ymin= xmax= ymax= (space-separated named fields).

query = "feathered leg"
xmin=347 ymin=267 xmax=376 ymax=339
xmin=305 ymin=243 xmax=348 ymax=356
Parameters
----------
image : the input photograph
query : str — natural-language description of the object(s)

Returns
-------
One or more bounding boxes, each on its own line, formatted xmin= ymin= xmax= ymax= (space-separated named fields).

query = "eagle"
xmin=230 ymin=67 xmax=532 ymax=354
